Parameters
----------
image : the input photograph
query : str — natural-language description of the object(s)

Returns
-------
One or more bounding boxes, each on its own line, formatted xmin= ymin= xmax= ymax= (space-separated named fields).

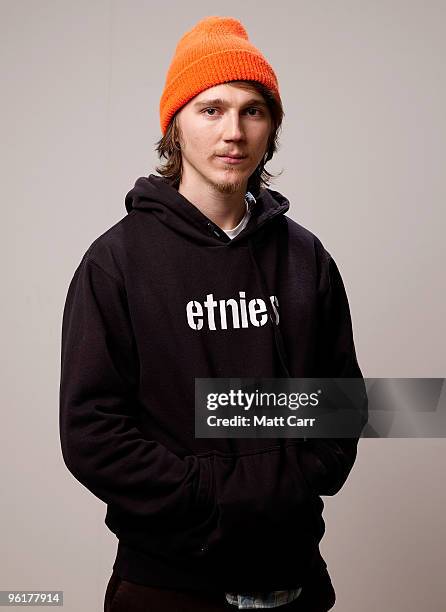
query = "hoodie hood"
xmin=125 ymin=174 xmax=290 ymax=247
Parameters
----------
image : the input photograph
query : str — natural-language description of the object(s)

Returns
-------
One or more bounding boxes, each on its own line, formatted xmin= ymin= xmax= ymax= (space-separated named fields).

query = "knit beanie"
xmin=159 ymin=16 xmax=281 ymax=135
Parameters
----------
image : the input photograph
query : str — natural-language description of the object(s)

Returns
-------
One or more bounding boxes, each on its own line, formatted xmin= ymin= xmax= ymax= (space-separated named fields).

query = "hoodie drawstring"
xmin=248 ymin=238 xmax=290 ymax=378
xmin=248 ymin=238 xmax=308 ymax=443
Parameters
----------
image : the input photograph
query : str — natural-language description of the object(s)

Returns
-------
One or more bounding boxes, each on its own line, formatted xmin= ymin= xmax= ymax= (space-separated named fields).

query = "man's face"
xmin=176 ymin=82 xmax=272 ymax=195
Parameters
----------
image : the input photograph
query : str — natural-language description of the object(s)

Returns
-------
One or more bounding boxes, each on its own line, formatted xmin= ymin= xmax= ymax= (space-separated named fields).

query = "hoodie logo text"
xmin=186 ymin=291 xmax=279 ymax=331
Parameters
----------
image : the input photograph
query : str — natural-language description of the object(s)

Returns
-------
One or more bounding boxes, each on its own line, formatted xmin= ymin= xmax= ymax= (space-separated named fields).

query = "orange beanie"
xmin=159 ymin=16 xmax=281 ymax=135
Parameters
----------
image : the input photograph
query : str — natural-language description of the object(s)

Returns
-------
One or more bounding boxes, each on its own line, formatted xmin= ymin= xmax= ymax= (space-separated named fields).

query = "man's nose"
xmin=222 ymin=112 xmax=245 ymax=141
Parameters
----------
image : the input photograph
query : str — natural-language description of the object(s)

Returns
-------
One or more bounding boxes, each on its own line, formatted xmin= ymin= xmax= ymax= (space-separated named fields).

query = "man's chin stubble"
xmin=210 ymin=171 xmax=248 ymax=195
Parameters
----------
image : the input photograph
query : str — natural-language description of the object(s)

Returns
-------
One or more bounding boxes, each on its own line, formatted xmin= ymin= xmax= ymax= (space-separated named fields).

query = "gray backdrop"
xmin=1 ymin=1 xmax=445 ymax=610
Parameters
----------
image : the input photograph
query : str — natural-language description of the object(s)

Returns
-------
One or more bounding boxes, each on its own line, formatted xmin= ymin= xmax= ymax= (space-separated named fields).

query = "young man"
xmin=59 ymin=15 xmax=367 ymax=612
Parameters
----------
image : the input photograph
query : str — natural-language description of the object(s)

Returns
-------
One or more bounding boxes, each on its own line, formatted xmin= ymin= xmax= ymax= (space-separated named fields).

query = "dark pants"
xmin=104 ymin=570 xmax=336 ymax=612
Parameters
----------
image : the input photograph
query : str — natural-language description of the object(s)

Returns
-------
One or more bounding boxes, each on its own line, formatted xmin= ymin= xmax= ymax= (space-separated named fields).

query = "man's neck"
xmin=178 ymin=177 xmax=247 ymax=231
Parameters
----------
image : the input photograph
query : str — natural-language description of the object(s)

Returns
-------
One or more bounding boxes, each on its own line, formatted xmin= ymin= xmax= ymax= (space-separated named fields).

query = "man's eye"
xmin=202 ymin=107 xmax=263 ymax=117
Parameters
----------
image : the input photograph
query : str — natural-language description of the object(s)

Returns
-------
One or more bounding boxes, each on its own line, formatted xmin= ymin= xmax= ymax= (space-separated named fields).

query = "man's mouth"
xmin=216 ymin=155 xmax=247 ymax=164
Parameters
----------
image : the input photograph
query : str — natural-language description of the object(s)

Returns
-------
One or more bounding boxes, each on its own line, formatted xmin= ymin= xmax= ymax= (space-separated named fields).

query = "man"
xmin=59 ymin=15 xmax=367 ymax=612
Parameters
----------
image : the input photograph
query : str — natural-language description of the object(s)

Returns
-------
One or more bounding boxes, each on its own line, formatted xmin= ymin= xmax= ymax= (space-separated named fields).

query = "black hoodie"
xmin=59 ymin=174 xmax=367 ymax=596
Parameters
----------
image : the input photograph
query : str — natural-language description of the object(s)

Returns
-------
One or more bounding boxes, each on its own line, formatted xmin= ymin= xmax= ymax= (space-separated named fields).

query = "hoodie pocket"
xmin=165 ymin=454 xmax=219 ymax=558
xmin=105 ymin=454 xmax=219 ymax=561
xmin=198 ymin=443 xmax=323 ymax=582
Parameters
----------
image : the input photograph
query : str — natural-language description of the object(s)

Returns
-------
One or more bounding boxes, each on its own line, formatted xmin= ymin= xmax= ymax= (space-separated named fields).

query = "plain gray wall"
xmin=1 ymin=1 xmax=445 ymax=610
